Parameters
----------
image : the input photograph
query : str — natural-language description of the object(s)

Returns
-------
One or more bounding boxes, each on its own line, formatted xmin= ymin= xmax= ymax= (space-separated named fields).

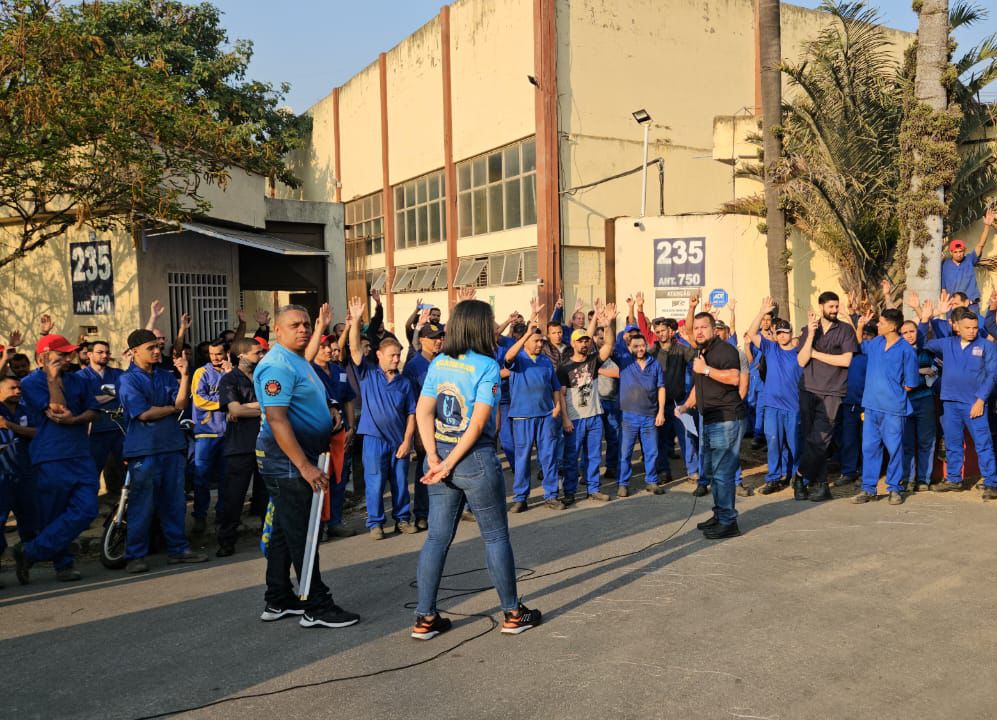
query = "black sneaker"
xmin=55 ymin=567 xmax=82 ymax=582
xmin=12 ymin=542 xmax=30 ymax=585
xmin=758 ymin=481 xmax=783 ymax=495
xmin=260 ymin=599 xmax=305 ymax=622
xmin=692 ymin=485 xmax=709 ymax=497
xmin=501 ymin=604 xmax=542 ymax=634
xmin=703 ymin=521 xmax=741 ymax=540
xmin=216 ymin=545 xmax=235 ymax=558
xmin=411 ymin=613 xmax=453 ymax=640
xmin=299 ymin=603 xmax=360 ymax=628
xmin=696 ymin=515 xmax=720 ymax=530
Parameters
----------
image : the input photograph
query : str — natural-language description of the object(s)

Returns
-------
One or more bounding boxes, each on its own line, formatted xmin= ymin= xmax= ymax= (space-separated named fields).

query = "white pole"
xmin=640 ymin=122 xmax=650 ymax=218
xmin=298 ymin=452 xmax=329 ymax=601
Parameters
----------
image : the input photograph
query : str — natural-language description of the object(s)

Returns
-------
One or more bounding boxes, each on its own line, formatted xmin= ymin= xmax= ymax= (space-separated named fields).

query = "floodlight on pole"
xmin=633 ymin=109 xmax=652 ymax=218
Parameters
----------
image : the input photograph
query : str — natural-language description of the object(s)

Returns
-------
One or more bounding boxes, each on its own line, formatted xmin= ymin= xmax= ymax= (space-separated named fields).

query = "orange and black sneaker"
xmin=411 ymin=613 xmax=452 ymax=641
xmin=501 ymin=604 xmax=542 ymax=635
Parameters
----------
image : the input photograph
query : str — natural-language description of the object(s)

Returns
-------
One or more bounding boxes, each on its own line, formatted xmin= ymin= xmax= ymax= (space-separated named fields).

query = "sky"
xmin=210 ymin=0 xmax=996 ymax=113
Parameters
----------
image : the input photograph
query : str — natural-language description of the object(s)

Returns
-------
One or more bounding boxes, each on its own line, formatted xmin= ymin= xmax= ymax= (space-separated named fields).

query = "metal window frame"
xmin=167 ymin=272 xmax=229 ymax=347
xmin=369 ymin=270 xmax=387 ymax=292
xmin=393 ymin=268 xmax=418 ymax=293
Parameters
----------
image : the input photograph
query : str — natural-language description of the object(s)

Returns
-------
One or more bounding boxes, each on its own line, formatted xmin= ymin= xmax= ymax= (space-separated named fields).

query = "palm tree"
xmin=902 ymin=0 xmax=949 ymax=305
xmin=759 ymin=0 xmax=790 ymax=314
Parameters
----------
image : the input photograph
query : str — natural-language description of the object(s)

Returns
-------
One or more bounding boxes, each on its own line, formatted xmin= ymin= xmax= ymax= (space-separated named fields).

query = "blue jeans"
xmin=702 ymin=419 xmax=744 ymax=525
xmin=940 ymin=401 xmax=997 ymax=487
xmin=679 ymin=406 xmax=702 ymax=479
xmin=24 ymin=458 xmax=99 ymax=570
xmin=839 ymin=403 xmax=863 ymax=478
xmin=903 ymin=395 xmax=936 ymax=484
xmin=511 ymin=415 xmax=560 ymax=501
xmin=619 ymin=412 xmax=659 ymax=487
xmin=193 ymin=436 xmax=226 ymax=519
xmin=563 ymin=416 xmax=604 ymax=495
xmin=861 ymin=410 xmax=905 ymax=494
xmin=498 ymin=403 xmax=516 ymax=475
xmin=415 ymin=444 xmax=519 ymax=615
xmin=126 ymin=452 xmax=190 ymax=559
xmin=412 ymin=450 xmax=430 ymax=520
xmin=763 ymin=407 xmax=800 ymax=483
xmin=361 ymin=434 xmax=412 ymax=527
xmin=601 ymin=399 xmax=621 ymax=475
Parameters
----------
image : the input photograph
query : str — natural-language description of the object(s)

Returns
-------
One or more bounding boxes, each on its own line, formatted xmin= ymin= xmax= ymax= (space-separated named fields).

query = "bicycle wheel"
xmin=100 ymin=519 xmax=127 ymax=569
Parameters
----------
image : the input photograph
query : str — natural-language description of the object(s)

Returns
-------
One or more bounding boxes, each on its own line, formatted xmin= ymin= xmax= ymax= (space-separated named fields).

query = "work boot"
xmin=544 ymin=498 xmax=567 ymax=511
xmin=831 ymin=474 xmax=856 ymax=488
xmin=510 ymin=500 xmax=528 ymax=513
xmin=563 ymin=493 xmax=576 ymax=506
xmin=809 ymin=482 xmax=832 ymax=502
xmin=982 ymin=486 xmax=997 ymax=501
xmin=369 ymin=526 xmax=385 ymax=540
xmin=851 ymin=490 xmax=875 ymax=504
xmin=692 ymin=484 xmax=709 ymax=497
xmin=758 ymin=481 xmax=783 ymax=495
xmin=751 ymin=437 xmax=765 ymax=450
xmin=645 ymin=484 xmax=666 ymax=495
xmin=736 ymin=484 xmax=754 ymax=497
xmin=793 ymin=479 xmax=809 ymax=501
xmin=215 ymin=545 xmax=235 ymax=558
xmin=588 ymin=491 xmax=611 ymax=502
xmin=703 ymin=521 xmax=741 ymax=540
xmin=617 ymin=485 xmax=630 ymax=498
xmin=168 ymin=551 xmax=208 ymax=564
xmin=414 ymin=518 xmax=429 ymax=531
xmin=888 ymin=491 xmax=904 ymax=506
xmin=126 ymin=558 xmax=150 ymax=574
xmin=933 ymin=481 xmax=963 ymax=493
xmin=56 ymin=567 xmax=82 ymax=582
xmin=395 ymin=521 xmax=417 ymax=535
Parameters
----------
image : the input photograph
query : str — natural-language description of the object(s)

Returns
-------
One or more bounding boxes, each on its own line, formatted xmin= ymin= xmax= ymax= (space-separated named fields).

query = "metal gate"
xmin=167 ymin=272 xmax=230 ymax=347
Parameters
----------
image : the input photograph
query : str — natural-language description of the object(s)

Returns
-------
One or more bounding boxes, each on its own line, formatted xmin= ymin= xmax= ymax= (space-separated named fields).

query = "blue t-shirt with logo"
xmin=421 ymin=351 xmax=501 ymax=448
xmin=255 ymin=343 xmax=333 ymax=475
xmin=0 ymin=401 xmax=31 ymax=477
xmin=118 ymin=364 xmax=186 ymax=458
xmin=757 ymin=338 xmax=803 ymax=413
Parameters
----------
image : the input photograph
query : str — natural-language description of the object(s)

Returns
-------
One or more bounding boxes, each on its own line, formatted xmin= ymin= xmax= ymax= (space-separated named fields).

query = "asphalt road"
xmin=4 ymin=472 xmax=997 ymax=720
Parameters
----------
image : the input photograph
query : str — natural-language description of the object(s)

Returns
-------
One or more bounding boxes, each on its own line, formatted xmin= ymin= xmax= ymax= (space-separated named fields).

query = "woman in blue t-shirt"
xmin=411 ymin=299 xmax=542 ymax=640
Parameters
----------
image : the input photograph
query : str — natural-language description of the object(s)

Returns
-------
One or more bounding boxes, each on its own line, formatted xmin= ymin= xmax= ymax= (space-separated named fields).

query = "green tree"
xmin=0 ymin=0 xmax=307 ymax=269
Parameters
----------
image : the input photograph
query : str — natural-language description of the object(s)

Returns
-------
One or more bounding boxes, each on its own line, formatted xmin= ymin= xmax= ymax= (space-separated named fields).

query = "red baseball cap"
xmin=36 ymin=334 xmax=79 ymax=355
xmin=254 ymin=336 xmax=270 ymax=350
xmin=950 ymin=239 xmax=966 ymax=251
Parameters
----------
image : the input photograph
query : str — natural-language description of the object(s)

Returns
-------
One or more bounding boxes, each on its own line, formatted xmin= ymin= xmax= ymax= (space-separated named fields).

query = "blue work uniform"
xmin=941 ymin=251 xmax=981 ymax=302
xmin=859 ymin=337 xmax=919 ymax=495
xmin=118 ymin=364 xmax=191 ymax=560
xmin=78 ymin=365 xmax=125 ymax=480
xmin=191 ymin=363 xmax=227 ymax=520
xmin=615 ymin=352 xmax=665 ymax=488
xmin=353 ymin=360 xmax=417 ymax=529
xmin=507 ymin=349 xmax=562 ymax=502
xmin=402 ymin=352 xmax=434 ymax=522
xmin=0 ymin=400 xmax=38 ymax=555
xmin=925 ymin=335 xmax=997 ymax=488
xmin=20 ymin=369 xmax=99 ymax=570
xmin=838 ymin=350 xmax=869 ymax=480
xmin=756 ymin=338 xmax=803 ymax=484
xmin=495 ymin=336 xmax=517 ymax=475
xmin=313 ymin=361 xmax=357 ymax=527
xmin=903 ymin=345 xmax=937 ymax=486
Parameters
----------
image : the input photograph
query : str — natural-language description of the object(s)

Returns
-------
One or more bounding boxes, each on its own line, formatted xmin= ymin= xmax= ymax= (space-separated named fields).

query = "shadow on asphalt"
xmin=1 ymin=454 xmax=844 ymax=720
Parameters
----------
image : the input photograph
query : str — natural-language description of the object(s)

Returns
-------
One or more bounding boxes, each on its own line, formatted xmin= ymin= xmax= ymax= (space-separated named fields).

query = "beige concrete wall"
xmin=450 ymin=0 xmax=536 ymax=162
xmin=387 ymin=17 xmax=445 ymax=185
xmin=0 ymin=226 xmax=141 ymax=359
xmin=338 ymin=62 xmax=385 ymax=200
xmin=613 ymin=214 xmax=847 ymax=330
xmin=282 ymin=92 xmax=339 ymax=203
xmin=189 ymin=166 xmax=267 ymax=229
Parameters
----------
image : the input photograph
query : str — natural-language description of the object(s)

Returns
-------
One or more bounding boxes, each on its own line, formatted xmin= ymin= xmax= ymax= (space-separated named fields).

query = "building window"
xmin=168 ymin=272 xmax=229 ymax=347
xmin=394 ymin=171 xmax=446 ymax=249
xmin=457 ymin=137 xmax=536 ymax=238
xmin=452 ymin=248 xmax=537 ymax=288
xmin=346 ymin=192 xmax=384 ymax=255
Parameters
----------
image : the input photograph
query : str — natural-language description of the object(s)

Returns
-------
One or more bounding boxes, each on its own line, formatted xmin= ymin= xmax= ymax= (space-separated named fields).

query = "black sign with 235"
xmin=70 ymin=240 xmax=115 ymax=315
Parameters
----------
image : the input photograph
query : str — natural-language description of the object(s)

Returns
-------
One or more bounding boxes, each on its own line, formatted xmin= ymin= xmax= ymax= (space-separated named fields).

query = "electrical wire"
xmin=131 ymin=492 xmax=699 ymax=720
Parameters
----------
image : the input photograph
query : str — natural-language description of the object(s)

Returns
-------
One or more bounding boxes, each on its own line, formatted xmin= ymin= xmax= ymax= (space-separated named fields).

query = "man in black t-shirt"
xmin=796 ymin=292 xmax=858 ymax=502
xmin=676 ymin=312 xmax=746 ymax=539
xmin=215 ymin=337 xmax=266 ymax=557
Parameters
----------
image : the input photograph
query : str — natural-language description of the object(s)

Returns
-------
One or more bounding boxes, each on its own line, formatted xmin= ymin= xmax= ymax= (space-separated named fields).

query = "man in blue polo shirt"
xmin=256 ymin=304 xmax=360 ymax=628
xmin=940 ymin=208 xmax=993 ymax=305
xmin=851 ymin=310 xmax=919 ymax=506
xmin=504 ymin=302 xmax=565 ymax=512
xmin=118 ymin=329 xmax=207 ymax=572
xmin=614 ymin=332 xmax=666 ymax=496
xmin=12 ymin=334 xmax=99 ymax=584
xmin=924 ymin=307 xmax=997 ymax=500
xmin=747 ymin=299 xmax=803 ymax=495
xmin=348 ymin=296 xmax=418 ymax=539
xmin=403 ymin=322 xmax=444 ymax=531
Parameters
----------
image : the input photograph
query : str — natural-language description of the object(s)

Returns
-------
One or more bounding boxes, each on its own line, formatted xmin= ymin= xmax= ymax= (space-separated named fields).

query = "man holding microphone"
xmin=255 ymin=305 xmax=360 ymax=629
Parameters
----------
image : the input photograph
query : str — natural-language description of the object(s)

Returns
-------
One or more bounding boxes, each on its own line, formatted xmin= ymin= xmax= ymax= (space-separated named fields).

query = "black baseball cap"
xmin=127 ymin=329 xmax=159 ymax=350
xmin=419 ymin=323 xmax=445 ymax=339
xmin=774 ymin=319 xmax=792 ymax=334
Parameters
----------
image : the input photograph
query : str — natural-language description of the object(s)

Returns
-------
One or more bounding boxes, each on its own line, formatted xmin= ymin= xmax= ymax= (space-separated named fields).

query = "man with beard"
xmin=79 ymin=340 xmax=125 ymax=496
xmin=12 ymin=335 xmax=99 ymax=583
xmin=215 ymin=337 xmax=267 ymax=557
xmin=796 ymin=291 xmax=859 ymax=501
xmin=676 ymin=312 xmax=746 ymax=539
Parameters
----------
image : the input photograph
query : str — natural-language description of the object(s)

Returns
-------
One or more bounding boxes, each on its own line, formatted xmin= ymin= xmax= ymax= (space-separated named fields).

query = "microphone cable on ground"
xmin=132 ymin=492 xmax=699 ymax=720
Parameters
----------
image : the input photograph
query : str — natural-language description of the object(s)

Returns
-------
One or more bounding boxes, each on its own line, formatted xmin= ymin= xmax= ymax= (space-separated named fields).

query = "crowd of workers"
xmin=1 ymin=209 xmax=995 ymax=636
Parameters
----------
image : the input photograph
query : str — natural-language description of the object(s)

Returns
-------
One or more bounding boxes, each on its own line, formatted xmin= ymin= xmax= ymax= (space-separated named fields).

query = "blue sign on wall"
xmin=709 ymin=288 xmax=728 ymax=309
xmin=653 ymin=236 xmax=705 ymax=288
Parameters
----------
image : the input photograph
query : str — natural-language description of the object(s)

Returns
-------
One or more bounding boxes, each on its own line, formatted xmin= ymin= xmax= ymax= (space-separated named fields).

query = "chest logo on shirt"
xmin=973 ymin=346 xmax=984 ymax=357
xmin=435 ymin=382 xmax=470 ymax=435
xmin=264 ymin=379 xmax=282 ymax=396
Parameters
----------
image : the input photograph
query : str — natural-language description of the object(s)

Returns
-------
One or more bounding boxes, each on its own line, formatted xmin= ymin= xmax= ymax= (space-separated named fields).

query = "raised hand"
xmin=905 ymin=290 xmax=921 ymax=311
xmin=149 ymin=301 xmax=164 ymax=321
xmin=858 ymin=309 xmax=875 ymax=327
xmin=601 ymin=302 xmax=617 ymax=325
xmin=990 ymin=289 xmax=997 ymax=313
xmin=985 ymin=207 xmax=995 ymax=227
xmin=573 ymin=297 xmax=584 ymax=314
xmin=347 ymin=296 xmax=366 ymax=323
xmin=634 ymin=291 xmax=644 ymax=308
xmin=236 ymin=308 xmax=246 ymax=323
xmin=371 ymin=288 xmax=381 ymax=305
xmin=704 ymin=300 xmax=714 ymax=315
xmin=39 ymin=313 xmax=53 ymax=335
xmin=625 ymin=295 xmax=634 ymax=308
xmin=316 ymin=302 xmax=331 ymax=331
xmin=881 ymin=278 xmax=893 ymax=298
xmin=7 ymin=329 xmax=22 ymax=347
xmin=555 ymin=290 xmax=564 ymax=310
xmin=418 ymin=307 xmax=432 ymax=325
xmin=255 ymin=308 xmax=271 ymax=326
xmin=180 ymin=312 xmax=192 ymax=331
xmin=760 ymin=296 xmax=775 ymax=315
xmin=458 ymin=287 xmax=476 ymax=302
xmin=920 ymin=299 xmax=934 ymax=323
xmin=807 ymin=310 xmax=819 ymax=332
xmin=221 ymin=357 xmax=233 ymax=374
xmin=688 ymin=290 xmax=700 ymax=307
xmin=173 ymin=354 xmax=189 ymax=376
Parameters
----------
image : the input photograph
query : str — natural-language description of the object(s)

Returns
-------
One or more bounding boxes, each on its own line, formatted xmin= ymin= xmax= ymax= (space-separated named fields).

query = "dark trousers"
xmin=217 ymin=453 xmax=263 ymax=548
xmin=799 ymin=390 xmax=843 ymax=485
xmin=262 ymin=471 xmax=332 ymax=612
